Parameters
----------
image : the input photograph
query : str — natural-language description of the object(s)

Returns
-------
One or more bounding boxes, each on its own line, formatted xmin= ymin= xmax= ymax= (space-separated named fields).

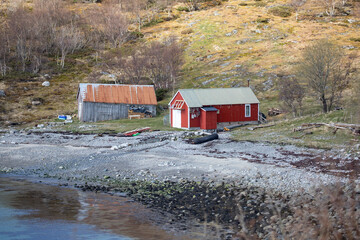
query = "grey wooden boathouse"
xmin=77 ymin=83 xmax=157 ymax=122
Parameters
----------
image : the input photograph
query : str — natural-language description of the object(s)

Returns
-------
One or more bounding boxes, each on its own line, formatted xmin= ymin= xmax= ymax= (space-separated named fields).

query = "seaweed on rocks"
xmin=76 ymin=179 xmax=293 ymax=238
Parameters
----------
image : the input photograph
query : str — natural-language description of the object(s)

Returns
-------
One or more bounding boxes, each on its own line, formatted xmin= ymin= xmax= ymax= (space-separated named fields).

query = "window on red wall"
xmin=245 ymin=104 xmax=251 ymax=117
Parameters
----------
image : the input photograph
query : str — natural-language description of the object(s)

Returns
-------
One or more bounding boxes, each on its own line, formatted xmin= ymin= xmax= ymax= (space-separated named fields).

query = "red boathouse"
xmin=169 ymin=88 xmax=260 ymax=130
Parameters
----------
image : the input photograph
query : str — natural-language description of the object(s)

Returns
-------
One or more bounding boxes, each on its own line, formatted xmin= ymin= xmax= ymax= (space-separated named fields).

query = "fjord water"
xmin=0 ymin=176 xmax=178 ymax=240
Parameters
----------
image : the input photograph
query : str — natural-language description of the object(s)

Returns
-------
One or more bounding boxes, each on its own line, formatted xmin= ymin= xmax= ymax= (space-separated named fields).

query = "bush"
xmin=181 ymin=28 xmax=193 ymax=34
xmin=269 ymin=6 xmax=293 ymax=17
xmin=256 ymin=18 xmax=270 ymax=23
xmin=127 ymin=31 xmax=144 ymax=41
xmin=350 ymin=37 xmax=360 ymax=42
xmin=254 ymin=1 xmax=267 ymax=7
xmin=155 ymin=88 xmax=169 ymax=102
xmin=177 ymin=6 xmax=190 ymax=12
xmin=143 ymin=18 xmax=164 ymax=28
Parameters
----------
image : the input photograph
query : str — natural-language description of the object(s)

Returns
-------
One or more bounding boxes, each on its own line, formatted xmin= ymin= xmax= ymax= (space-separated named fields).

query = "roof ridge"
xmin=79 ymin=83 xmax=155 ymax=87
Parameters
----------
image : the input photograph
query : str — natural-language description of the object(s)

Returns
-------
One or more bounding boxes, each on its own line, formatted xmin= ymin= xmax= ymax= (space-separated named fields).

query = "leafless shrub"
xmin=278 ymin=77 xmax=305 ymax=117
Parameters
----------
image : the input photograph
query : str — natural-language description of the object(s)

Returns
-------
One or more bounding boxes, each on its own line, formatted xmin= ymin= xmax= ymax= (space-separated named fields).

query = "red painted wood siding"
xmin=189 ymin=107 xmax=201 ymax=128
xmin=170 ymin=92 xmax=188 ymax=128
xmin=211 ymin=103 xmax=258 ymax=123
xmin=200 ymin=110 xmax=217 ymax=130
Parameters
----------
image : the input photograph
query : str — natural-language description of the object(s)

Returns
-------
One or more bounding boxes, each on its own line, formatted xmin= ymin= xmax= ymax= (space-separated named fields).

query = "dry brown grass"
xmin=230 ymin=182 xmax=360 ymax=239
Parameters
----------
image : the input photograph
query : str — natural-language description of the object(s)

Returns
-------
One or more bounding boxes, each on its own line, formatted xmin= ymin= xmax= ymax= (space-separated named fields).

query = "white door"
xmin=78 ymin=102 xmax=82 ymax=121
xmin=173 ymin=110 xmax=182 ymax=128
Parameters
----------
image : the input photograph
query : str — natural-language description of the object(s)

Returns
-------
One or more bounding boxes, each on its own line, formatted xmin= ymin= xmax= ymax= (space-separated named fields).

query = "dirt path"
xmin=0 ymin=130 xmax=356 ymax=194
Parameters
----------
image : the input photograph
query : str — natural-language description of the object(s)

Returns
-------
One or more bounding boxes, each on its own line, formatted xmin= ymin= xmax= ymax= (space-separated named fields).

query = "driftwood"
xmin=268 ymin=108 xmax=283 ymax=116
xmin=224 ymin=123 xmax=249 ymax=131
xmin=293 ymin=122 xmax=360 ymax=135
xmin=247 ymin=123 xmax=275 ymax=131
xmin=191 ymin=133 xmax=219 ymax=144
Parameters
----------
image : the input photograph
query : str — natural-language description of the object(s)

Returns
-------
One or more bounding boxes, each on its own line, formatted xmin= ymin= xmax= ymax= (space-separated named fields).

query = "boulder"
xmin=42 ymin=81 xmax=50 ymax=87
xmin=32 ymin=101 xmax=42 ymax=106
xmin=0 ymin=90 xmax=5 ymax=97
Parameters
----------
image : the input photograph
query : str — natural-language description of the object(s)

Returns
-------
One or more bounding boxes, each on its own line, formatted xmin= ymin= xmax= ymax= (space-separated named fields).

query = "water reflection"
xmin=0 ymin=176 xmax=186 ymax=240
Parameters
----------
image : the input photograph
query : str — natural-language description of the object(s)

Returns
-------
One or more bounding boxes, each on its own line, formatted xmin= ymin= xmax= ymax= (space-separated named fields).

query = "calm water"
xmin=0 ymin=176 xmax=185 ymax=240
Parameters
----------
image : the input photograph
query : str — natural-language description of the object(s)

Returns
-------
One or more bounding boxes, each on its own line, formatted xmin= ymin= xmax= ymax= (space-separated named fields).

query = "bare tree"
xmin=297 ymin=39 xmax=352 ymax=113
xmin=32 ymin=0 xmax=72 ymax=54
xmin=278 ymin=77 xmax=305 ymax=117
xmin=122 ymin=50 xmax=148 ymax=84
xmin=0 ymin=26 xmax=9 ymax=76
xmin=6 ymin=0 xmax=76 ymax=72
xmin=290 ymin=0 xmax=307 ymax=21
xmin=144 ymin=37 xmax=183 ymax=89
xmin=162 ymin=36 xmax=183 ymax=92
xmin=92 ymin=5 xmax=129 ymax=48
xmin=55 ymin=24 xmax=85 ymax=68
xmin=128 ymin=0 xmax=147 ymax=31
xmin=8 ymin=7 xmax=34 ymax=72
xmin=145 ymin=42 xmax=168 ymax=88
xmin=321 ymin=0 xmax=339 ymax=16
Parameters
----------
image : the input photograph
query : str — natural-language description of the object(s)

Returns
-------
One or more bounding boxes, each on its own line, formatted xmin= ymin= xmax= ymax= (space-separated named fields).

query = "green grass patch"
xmin=58 ymin=112 xmax=179 ymax=134
xmin=350 ymin=37 xmax=360 ymax=42
xmin=232 ymin=110 xmax=359 ymax=149
xmin=177 ymin=6 xmax=190 ymax=12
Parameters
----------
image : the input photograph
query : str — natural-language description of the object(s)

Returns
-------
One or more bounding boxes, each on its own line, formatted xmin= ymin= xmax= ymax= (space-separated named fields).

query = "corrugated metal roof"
xmin=178 ymin=88 xmax=259 ymax=108
xmin=78 ymin=83 xmax=157 ymax=105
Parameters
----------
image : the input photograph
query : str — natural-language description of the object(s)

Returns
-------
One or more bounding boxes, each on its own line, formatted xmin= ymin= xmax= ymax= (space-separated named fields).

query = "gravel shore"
xmin=1 ymin=129 xmax=359 ymax=239
xmin=0 ymin=130 xmax=351 ymax=195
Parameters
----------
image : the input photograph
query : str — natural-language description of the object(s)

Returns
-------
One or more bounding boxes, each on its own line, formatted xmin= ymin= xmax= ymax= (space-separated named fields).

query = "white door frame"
xmin=173 ymin=109 xmax=182 ymax=128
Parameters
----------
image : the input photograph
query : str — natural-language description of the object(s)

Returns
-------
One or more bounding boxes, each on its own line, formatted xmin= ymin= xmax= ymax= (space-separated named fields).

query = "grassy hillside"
xmin=0 ymin=0 xmax=359 ymax=128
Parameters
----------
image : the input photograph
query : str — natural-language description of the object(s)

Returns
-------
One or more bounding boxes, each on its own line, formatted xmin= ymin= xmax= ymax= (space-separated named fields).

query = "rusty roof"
xmin=78 ymin=84 xmax=157 ymax=105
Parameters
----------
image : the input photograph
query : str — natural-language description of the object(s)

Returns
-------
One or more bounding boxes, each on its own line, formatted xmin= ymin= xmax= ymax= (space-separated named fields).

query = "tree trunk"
xmin=321 ymin=95 xmax=328 ymax=113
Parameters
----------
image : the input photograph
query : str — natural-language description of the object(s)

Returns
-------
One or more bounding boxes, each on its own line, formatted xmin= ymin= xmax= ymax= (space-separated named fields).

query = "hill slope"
xmin=0 ymin=0 xmax=359 ymax=125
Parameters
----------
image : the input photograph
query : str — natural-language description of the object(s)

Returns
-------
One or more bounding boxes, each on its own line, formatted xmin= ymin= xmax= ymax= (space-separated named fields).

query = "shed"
xmin=77 ymin=84 xmax=157 ymax=122
xmin=168 ymin=88 xmax=260 ymax=130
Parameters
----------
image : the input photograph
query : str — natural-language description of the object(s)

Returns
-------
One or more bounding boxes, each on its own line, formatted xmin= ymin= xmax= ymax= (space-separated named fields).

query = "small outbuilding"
xmin=169 ymin=88 xmax=260 ymax=130
xmin=77 ymin=83 xmax=157 ymax=122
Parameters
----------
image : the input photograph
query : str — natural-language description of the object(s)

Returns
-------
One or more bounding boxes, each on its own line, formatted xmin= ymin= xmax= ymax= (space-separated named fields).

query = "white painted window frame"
xmin=245 ymin=104 xmax=251 ymax=117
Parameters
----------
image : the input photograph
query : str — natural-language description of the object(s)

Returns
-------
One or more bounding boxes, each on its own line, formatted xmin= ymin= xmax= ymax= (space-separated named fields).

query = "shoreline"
xmin=1 ymin=130 xmax=359 ymax=238
xmin=0 ymin=130 xmax=351 ymax=192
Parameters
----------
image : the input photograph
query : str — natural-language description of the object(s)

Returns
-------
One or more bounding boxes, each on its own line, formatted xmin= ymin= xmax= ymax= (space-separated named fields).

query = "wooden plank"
xmin=247 ymin=123 xmax=275 ymax=131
